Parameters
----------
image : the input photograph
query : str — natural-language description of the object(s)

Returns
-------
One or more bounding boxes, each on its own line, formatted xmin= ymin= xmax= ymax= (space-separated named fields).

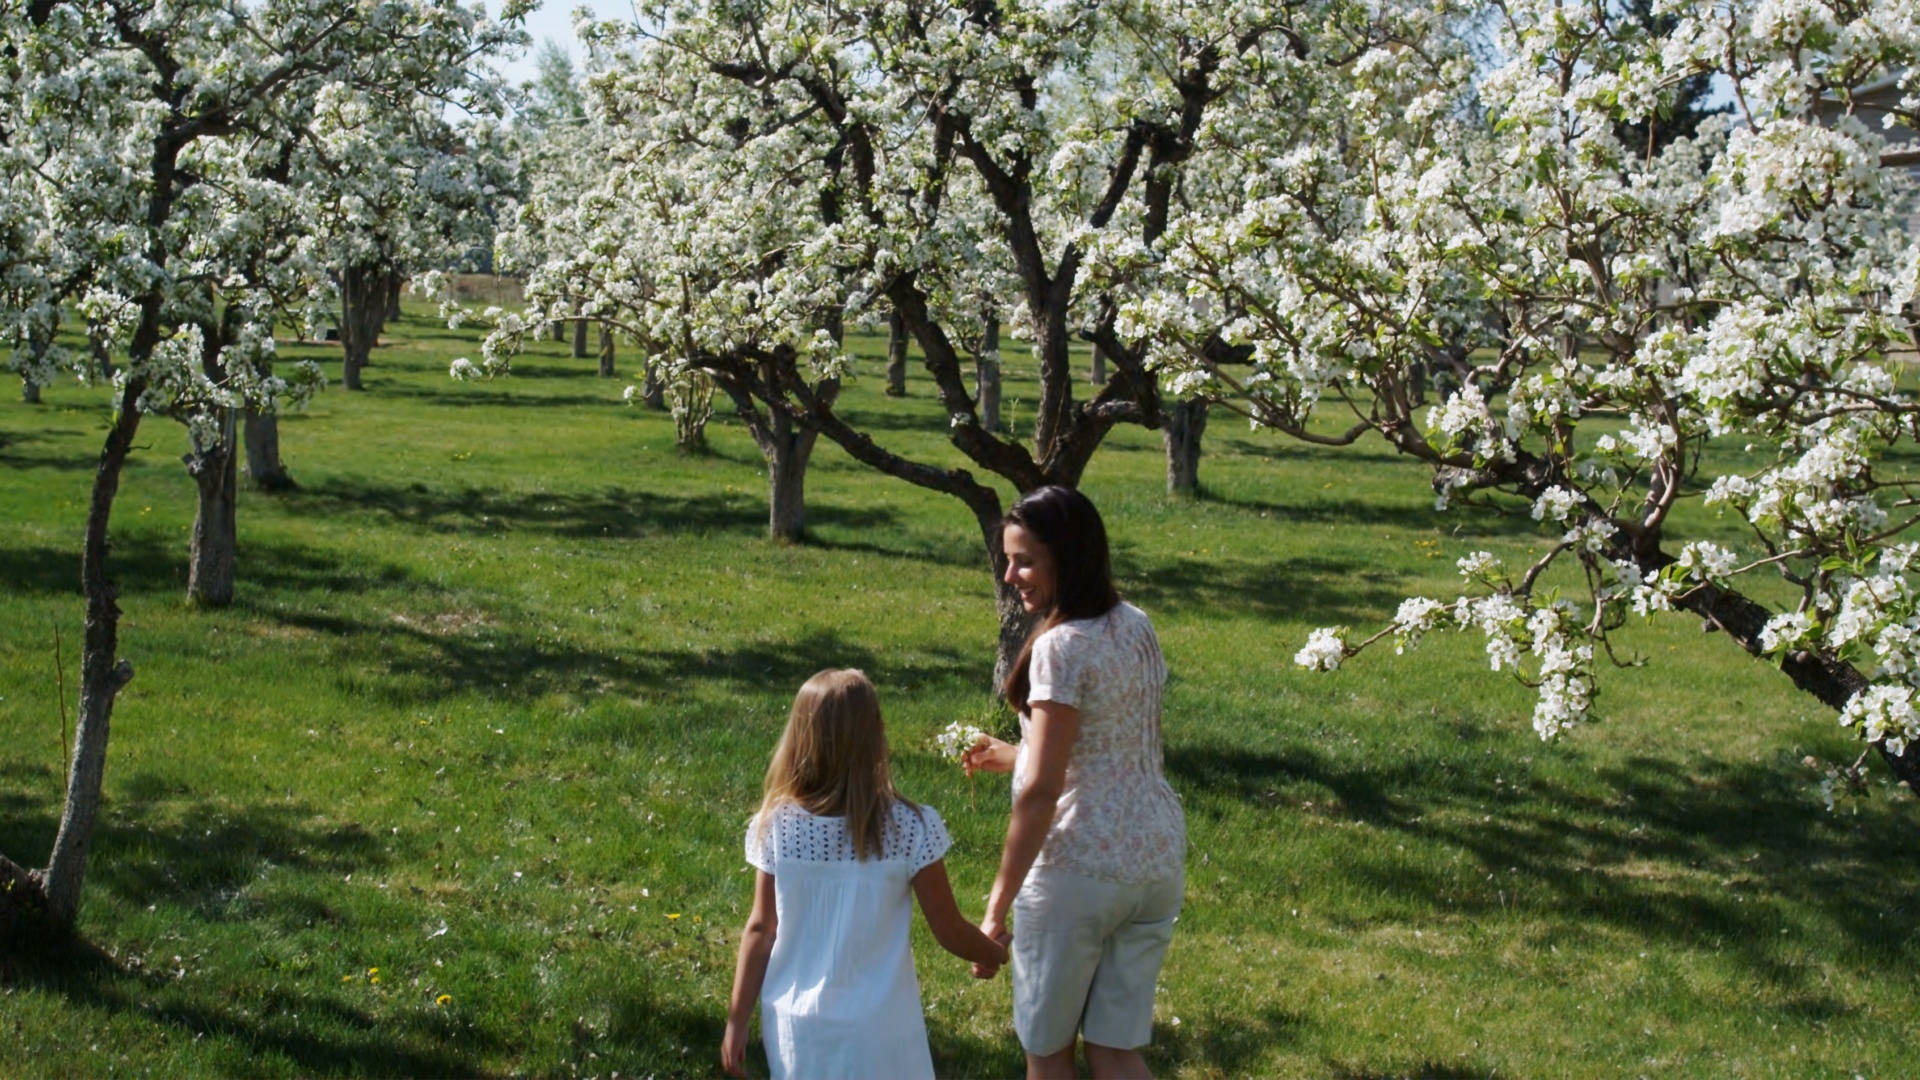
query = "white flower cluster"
xmin=1529 ymin=486 xmax=1581 ymax=526
xmin=1840 ymin=687 xmax=1920 ymax=758
xmin=1293 ymin=627 xmax=1349 ymax=672
xmin=933 ymin=722 xmax=987 ymax=763
xmin=1391 ymin=597 xmax=1447 ymax=654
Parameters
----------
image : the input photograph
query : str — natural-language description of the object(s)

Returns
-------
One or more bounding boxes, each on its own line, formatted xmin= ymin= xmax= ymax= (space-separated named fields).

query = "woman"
xmin=962 ymin=486 xmax=1187 ymax=1080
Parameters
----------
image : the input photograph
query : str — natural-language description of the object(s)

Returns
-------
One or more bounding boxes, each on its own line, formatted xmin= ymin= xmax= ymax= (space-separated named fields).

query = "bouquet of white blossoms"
xmin=935 ymin=721 xmax=988 ymax=809
xmin=935 ymin=722 xmax=986 ymax=762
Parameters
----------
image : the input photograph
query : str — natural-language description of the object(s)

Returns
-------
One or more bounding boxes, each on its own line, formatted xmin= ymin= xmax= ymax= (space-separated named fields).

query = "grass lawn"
xmin=1 ymin=308 xmax=1916 ymax=1078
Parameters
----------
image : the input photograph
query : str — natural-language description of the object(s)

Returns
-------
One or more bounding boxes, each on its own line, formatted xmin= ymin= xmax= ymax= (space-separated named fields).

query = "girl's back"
xmin=746 ymin=800 xmax=951 ymax=1079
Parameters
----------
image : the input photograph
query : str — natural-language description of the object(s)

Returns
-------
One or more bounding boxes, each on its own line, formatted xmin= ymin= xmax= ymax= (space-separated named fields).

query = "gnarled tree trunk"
xmin=243 ymin=406 xmax=295 ymax=491
xmin=764 ymin=406 xmax=822 ymax=542
xmin=338 ymin=263 xmax=386 ymax=391
xmin=572 ymin=314 xmax=589 ymax=359
xmin=185 ymin=407 xmax=239 ymax=607
xmin=21 ymin=380 xmax=39 ymax=404
xmin=1163 ymin=396 xmax=1208 ymax=497
xmin=1090 ymin=342 xmax=1106 ymax=386
xmin=885 ymin=309 xmax=908 ymax=397
xmin=598 ymin=321 xmax=616 ymax=377
xmin=384 ymin=271 xmax=404 ymax=324
xmin=0 ymin=369 xmax=150 ymax=933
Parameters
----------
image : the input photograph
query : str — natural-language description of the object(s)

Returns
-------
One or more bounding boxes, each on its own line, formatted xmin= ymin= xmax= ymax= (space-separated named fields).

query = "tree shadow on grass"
xmin=0 ymin=534 xmax=417 ymax=600
xmin=377 ymin=382 xmax=625 ymax=410
xmin=1150 ymin=1005 xmax=1309 ymax=1077
xmin=1165 ymin=738 xmax=1920 ymax=1005
xmin=256 ymin=597 xmax=983 ymax=709
xmin=0 ymin=775 xmax=470 ymax=1073
xmin=0 ymin=934 xmax=492 ymax=1076
xmin=0 ymin=761 xmax=385 ymax=926
xmin=286 ymin=477 xmax=768 ymax=541
xmin=1128 ymin=553 xmax=1413 ymax=626
xmin=0 ymin=536 xmax=180 ymax=597
xmin=0 ymin=427 xmax=95 ymax=472
xmin=1204 ymin=489 xmax=1545 ymax=539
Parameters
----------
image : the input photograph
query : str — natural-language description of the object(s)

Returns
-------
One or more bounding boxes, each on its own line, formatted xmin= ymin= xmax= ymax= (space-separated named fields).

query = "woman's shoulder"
xmin=1050 ymin=601 xmax=1154 ymax=640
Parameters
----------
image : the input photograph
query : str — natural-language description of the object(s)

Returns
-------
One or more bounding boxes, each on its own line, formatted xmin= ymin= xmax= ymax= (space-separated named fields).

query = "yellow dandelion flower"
xmin=667 ymin=913 xmax=681 ymax=920
xmin=370 ymin=976 xmax=382 ymax=985
xmin=368 ymin=967 xmax=380 ymax=976
xmin=436 ymin=994 xmax=452 ymax=1006
xmin=342 ymin=975 xmax=354 ymax=983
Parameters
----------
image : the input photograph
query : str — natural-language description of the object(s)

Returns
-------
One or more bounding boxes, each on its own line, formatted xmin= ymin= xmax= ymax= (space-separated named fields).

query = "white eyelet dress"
xmin=745 ymin=800 xmax=952 ymax=1080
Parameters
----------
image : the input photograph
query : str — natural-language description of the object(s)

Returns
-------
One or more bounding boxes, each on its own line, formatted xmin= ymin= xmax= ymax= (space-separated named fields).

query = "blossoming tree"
xmin=0 ymin=0 xmax=525 ymax=932
xmin=461 ymin=0 xmax=1415 ymax=680
xmin=1112 ymin=0 xmax=1920 ymax=786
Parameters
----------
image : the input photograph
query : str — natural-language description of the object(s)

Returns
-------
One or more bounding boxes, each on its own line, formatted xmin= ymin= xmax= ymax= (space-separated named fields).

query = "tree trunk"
xmin=885 ymin=309 xmax=908 ymax=397
xmin=572 ymin=315 xmax=589 ymax=360
xmin=598 ymin=321 xmax=616 ymax=377
xmin=87 ymin=319 xmax=115 ymax=381
xmin=1090 ymin=342 xmax=1106 ymax=386
xmin=642 ymin=363 xmax=666 ymax=409
xmin=672 ymin=373 xmax=715 ymax=451
xmin=550 ymin=318 xmax=566 ymax=343
xmin=185 ymin=408 xmax=239 ymax=607
xmin=765 ymin=407 xmax=821 ymax=542
xmin=243 ymin=405 xmax=295 ymax=491
xmin=339 ymin=263 xmax=385 ymax=391
xmin=384 ymin=271 xmax=404 ymax=324
xmin=1163 ymin=396 xmax=1209 ymax=497
xmin=22 ymin=379 xmax=40 ymax=404
xmin=975 ymin=316 xmax=1002 ymax=433
xmin=10 ymin=375 xmax=150 ymax=929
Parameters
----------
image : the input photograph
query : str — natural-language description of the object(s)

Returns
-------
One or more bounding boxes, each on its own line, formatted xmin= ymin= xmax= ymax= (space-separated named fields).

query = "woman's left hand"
xmin=970 ymin=917 xmax=1011 ymax=979
xmin=962 ymin=735 xmax=1016 ymax=778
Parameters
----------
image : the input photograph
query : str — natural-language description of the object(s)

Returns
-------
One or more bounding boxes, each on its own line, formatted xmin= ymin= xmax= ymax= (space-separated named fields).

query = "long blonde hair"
xmin=758 ymin=669 xmax=914 ymax=860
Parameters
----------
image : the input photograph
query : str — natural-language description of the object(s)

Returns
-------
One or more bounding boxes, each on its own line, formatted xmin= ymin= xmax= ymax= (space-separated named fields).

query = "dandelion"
xmin=667 ymin=913 xmax=681 ymax=921
xmin=436 ymin=994 xmax=452 ymax=1006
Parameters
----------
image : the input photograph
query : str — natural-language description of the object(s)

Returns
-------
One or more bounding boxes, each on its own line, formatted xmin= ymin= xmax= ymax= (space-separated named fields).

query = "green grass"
xmin=1 ymin=309 xmax=1916 ymax=1077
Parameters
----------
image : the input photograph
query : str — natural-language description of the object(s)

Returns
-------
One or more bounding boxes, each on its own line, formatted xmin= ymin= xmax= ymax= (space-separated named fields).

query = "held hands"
xmin=961 ymin=734 xmax=1016 ymax=778
xmin=970 ymin=916 xmax=1012 ymax=980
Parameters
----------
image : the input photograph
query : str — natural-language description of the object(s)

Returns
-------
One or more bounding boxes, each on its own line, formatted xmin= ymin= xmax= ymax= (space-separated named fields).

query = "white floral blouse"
xmin=1014 ymin=601 xmax=1186 ymax=885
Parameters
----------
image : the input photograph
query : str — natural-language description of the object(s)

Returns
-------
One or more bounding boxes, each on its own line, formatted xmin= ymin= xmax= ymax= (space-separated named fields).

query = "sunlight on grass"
xmin=1 ymin=309 xmax=1915 ymax=1076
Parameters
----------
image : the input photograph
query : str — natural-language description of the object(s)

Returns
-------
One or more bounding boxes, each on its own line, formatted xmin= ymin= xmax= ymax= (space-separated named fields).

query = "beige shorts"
xmin=1011 ymin=864 xmax=1184 ymax=1056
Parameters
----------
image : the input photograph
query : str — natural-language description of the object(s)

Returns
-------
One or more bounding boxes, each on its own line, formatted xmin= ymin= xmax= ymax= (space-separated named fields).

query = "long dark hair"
xmin=1002 ymin=486 xmax=1121 ymax=713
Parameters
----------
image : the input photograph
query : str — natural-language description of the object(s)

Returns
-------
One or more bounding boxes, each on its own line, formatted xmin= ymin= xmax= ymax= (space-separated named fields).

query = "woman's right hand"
xmin=961 ymin=735 xmax=1016 ymax=777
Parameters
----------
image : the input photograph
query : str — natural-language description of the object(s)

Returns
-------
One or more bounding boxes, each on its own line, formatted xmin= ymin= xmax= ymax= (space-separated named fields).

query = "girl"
xmin=722 ymin=669 xmax=1010 ymax=1080
xmin=962 ymin=486 xmax=1187 ymax=1080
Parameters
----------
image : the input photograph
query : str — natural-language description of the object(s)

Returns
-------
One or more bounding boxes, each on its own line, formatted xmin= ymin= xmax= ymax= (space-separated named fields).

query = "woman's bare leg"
xmin=1083 ymin=1042 xmax=1150 ymax=1080
xmin=1026 ymin=1045 xmax=1079 ymax=1079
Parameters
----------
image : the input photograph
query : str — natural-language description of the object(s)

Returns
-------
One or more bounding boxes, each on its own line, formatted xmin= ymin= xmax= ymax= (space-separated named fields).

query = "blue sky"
xmin=488 ymin=0 xmax=640 ymax=91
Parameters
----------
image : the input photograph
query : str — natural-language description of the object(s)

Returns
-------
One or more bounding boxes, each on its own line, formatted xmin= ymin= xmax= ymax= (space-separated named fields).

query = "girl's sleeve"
xmin=912 ymin=806 xmax=953 ymax=872
xmin=744 ymin=811 xmax=774 ymax=872
xmin=1028 ymin=627 xmax=1086 ymax=707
